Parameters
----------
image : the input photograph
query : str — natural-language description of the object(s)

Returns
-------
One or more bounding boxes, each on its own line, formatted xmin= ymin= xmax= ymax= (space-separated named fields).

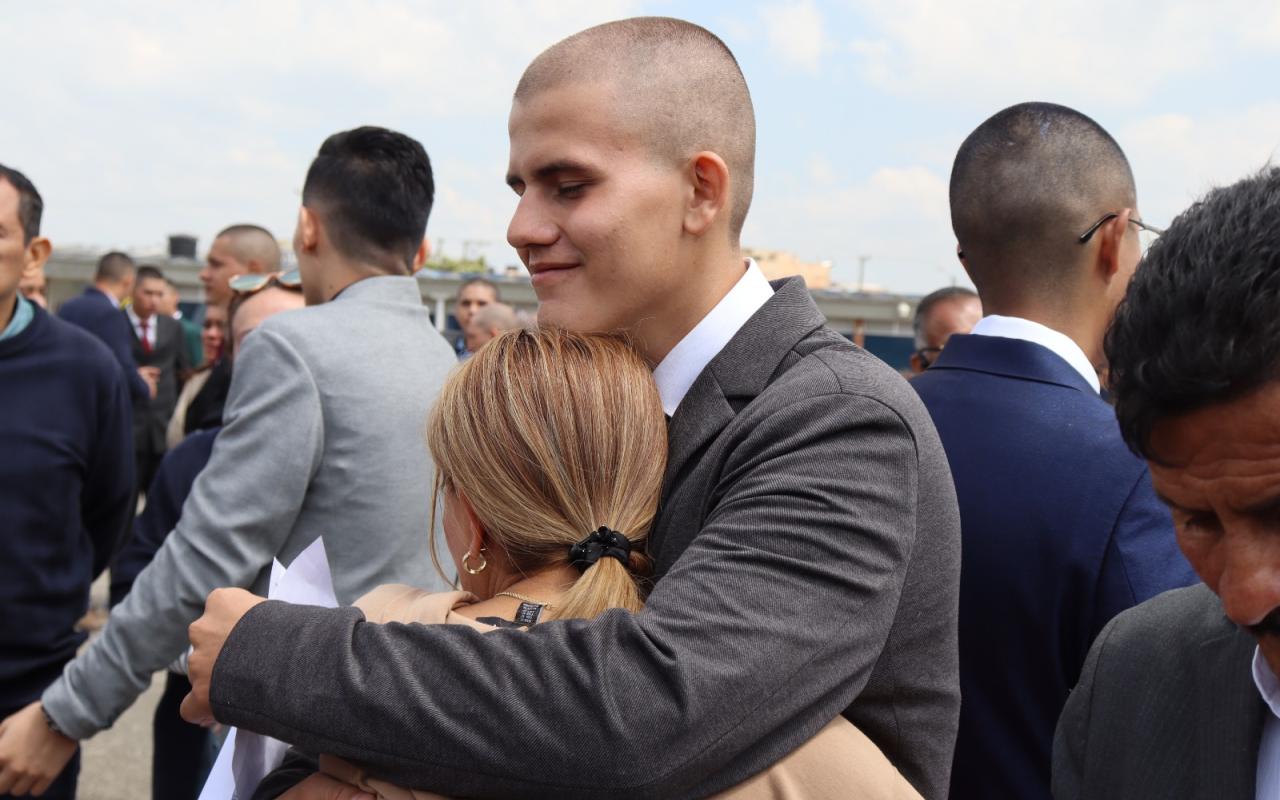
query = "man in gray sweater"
xmin=0 ymin=126 xmax=456 ymax=791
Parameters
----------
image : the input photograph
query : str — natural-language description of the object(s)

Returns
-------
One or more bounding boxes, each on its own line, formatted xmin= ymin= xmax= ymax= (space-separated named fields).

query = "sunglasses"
xmin=228 ymin=268 xmax=303 ymax=296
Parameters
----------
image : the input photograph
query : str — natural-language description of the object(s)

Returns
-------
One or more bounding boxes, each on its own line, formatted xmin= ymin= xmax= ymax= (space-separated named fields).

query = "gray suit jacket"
xmin=1053 ymin=583 xmax=1263 ymax=800
xmin=43 ymin=276 xmax=458 ymax=739
xmin=211 ymin=276 xmax=962 ymax=799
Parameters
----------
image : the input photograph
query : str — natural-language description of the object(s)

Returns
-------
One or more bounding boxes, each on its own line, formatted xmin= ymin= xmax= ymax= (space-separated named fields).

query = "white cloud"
xmin=760 ymin=1 xmax=829 ymax=74
xmin=745 ymin=163 xmax=963 ymax=293
xmin=1122 ymin=104 xmax=1280 ymax=223
xmin=845 ymin=0 xmax=1275 ymax=104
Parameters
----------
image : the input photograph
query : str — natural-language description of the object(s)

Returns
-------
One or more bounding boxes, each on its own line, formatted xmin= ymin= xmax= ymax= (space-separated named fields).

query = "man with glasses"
xmin=909 ymin=286 xmax=981 ymax=375
xmin=911 ymin=102 xmax=1196 ymax=800
xmin=0 ymin=127 xmax=457 ymax=792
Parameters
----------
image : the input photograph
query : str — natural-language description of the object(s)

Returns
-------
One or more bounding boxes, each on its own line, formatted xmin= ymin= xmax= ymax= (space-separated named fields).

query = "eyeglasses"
xmin=1078 ymin=213 xmax=1165 ymax=247
xmin=228 ymin=269 xmax=303 ymax=296
xmin=915 ymin=346 xmax=942 ymax=370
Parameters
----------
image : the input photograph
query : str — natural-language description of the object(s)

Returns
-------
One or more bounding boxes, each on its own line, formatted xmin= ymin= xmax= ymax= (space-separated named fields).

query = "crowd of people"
xmin=0 ymin=14 xmax=1277 ymax=800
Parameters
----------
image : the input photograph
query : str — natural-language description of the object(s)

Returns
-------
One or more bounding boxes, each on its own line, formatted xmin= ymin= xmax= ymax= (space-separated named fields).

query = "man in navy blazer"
xmin=58 ymin=251 xmax=155 ymax=403
xmin=912 ymin=102 xmax=1196 ymax=800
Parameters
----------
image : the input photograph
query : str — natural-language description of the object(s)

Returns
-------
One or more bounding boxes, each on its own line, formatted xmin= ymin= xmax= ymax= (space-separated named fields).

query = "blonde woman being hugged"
xmin=287 ymin=328 xmax=919 ymax=800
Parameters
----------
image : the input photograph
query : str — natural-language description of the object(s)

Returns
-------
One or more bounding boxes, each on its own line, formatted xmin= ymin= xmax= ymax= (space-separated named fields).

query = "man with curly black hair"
xmin=1054 ymin=165 xmax=1280 ymax=800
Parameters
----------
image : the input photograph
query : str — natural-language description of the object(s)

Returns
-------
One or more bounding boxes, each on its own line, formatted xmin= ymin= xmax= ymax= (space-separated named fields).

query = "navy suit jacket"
xmin=911 ymin=333 xmax=1196 ymax=800
xmin=58 ymin=287 xmax=150 ymax=402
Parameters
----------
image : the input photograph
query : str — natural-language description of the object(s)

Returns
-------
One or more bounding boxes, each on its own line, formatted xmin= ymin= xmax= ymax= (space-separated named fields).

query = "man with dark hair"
xmin=184 ymin=224 xmax=282 ymax=434
xmin=1053 ymin=166 xmax=1280 ymax=800
xmin=911 ymin=102 xmax=1196 ymax=800
xmin=128 ymin=265 xmax=190 ymax=492
xmin=0 ymin=165 xmax=133 ymax=799
xmin=58 ymin=251 xmax=157 ymax=402
xmin=449 ymin=277 xmax=498 ymax=356
xmin=910 ymin=286 xmax=981 ymax=374
xmin=0 ymin=129 xmax=455 ymax=791
xmin=188 ymin=19 xmax=961 ymax=800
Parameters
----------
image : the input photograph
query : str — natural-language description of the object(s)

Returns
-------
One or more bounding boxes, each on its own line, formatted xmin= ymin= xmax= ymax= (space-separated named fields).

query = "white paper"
xmin=198 ymin=537 xmax=339 ymax=800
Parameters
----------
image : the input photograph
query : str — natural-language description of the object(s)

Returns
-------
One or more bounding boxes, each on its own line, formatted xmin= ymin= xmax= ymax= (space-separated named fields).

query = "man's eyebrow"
xmin=506 ymin=159 xmax=593 ymax=188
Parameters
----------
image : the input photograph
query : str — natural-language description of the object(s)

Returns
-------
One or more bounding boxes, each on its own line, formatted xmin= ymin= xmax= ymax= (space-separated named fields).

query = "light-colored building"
xmin=43 ymin=240 xmax=924 ymax=367
xmin=744 ymin=247 xmax=833 ymax=290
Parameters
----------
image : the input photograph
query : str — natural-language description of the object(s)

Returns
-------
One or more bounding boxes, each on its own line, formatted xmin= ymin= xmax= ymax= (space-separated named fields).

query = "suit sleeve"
xmin=208 ymin=391 xmax=921 ymax=799
xmin=42 ymin=328 xmax=325 ymax=739
xmin=1053 ymin=612 xmax=1122 ymax=800
xmin=109 ymin=312 xmax=152 ymax=402
xmin=83 ymin=361 xmax=136 ymax=579
xmin=1091 ymin=468 xmax=1197 ymax=637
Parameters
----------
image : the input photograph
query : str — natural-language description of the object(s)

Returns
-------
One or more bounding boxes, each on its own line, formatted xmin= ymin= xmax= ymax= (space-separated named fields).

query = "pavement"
xmin=71 ymin=575 xmax=169 ymax=800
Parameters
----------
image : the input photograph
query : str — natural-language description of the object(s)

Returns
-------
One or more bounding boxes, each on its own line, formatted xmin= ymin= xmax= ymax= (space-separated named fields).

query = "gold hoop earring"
xmin=462 ymin=547 xmax=488 ymax=575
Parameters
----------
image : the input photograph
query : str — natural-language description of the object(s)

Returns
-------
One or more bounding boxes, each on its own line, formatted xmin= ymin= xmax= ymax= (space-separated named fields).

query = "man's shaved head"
xmin=216 ymin=224 xmax=281 ymax=274
xmin=515 ymin=17 xmax=756 ymax=241
xmin=950 ymin=102 xmax=1135 ymax=301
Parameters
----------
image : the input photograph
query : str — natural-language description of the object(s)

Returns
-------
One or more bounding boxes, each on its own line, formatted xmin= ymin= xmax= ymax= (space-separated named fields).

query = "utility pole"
xmin=857 ymin=255 xmax=871 ymax=293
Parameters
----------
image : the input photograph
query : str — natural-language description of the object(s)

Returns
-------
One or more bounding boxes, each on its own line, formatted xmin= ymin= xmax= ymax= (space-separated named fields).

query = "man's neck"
xmin=94 ymin=283 xmax=121 ymax=303
xmin=311 ymin=258 xmax=398 ymax=304
xmin=637 ymin=252 xmax=745 ymax=365
xmin=0 ymin=292 xmax=16 ymax=331
xmin=981 ymin=300 xmax=1104 ymax=368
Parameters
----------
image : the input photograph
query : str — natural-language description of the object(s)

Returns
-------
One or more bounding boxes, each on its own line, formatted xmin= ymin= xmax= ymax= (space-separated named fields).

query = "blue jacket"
xmin=58 ymin=286 xmax=151 ymax=402
xmin=911 ymin=333 xmax=1196 ymax=800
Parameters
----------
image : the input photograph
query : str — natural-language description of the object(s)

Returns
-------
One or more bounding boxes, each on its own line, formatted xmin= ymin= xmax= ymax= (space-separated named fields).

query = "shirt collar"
xmin=1253 ymin=646 xmax=1280 ymax=720
xmin=970 ymin=314 xmax=1101 ymax=394
xmin=652 ymin=259 xmax=774 ymax=416
xmin=0 ymin=294 xmax=34 ymax=342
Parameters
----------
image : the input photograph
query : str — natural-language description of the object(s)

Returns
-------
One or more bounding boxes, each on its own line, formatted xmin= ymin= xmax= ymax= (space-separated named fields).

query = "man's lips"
xmin=528 ymin=263 xmax=579 ymax=288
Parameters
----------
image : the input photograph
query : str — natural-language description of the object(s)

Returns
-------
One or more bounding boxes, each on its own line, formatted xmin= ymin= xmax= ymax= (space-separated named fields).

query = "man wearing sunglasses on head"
xmin=0 ymin=127 xmax=457 ymax=795
xmin=910 ymin=102 xmax=1197 ymax=800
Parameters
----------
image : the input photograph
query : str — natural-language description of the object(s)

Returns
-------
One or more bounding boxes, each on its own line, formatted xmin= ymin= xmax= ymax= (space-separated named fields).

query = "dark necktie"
xmin=140 ymin=318 xmax=152 ymax=355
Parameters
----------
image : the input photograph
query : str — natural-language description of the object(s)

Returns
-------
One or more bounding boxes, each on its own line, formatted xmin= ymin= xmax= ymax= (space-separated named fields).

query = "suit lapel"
xmin=653 ymin=278 xmax=829 ymax=555
xmin=1197 ymin=625 xmax=1265 ymax=797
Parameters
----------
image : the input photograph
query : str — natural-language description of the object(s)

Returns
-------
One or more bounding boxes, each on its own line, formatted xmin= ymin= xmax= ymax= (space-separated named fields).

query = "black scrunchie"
xmin=569 ymin=526 xmax=632 ymax=571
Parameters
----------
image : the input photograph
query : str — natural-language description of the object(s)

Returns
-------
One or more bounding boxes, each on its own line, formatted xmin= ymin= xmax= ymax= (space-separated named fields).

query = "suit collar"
xmin=663 ymin=277 xmax=826 ymax=496
xmin=1196 ymin=620 xmax=1265 ymax=797
xmin=928 ymin=333 xmax=1099 ymax=395
xmin=331 ymin=275 xmax=423 ymax=305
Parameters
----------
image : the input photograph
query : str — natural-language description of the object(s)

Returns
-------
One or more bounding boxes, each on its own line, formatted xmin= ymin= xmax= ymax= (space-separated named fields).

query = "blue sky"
xmin=3 ymin=1 xmax=1279 ymax=293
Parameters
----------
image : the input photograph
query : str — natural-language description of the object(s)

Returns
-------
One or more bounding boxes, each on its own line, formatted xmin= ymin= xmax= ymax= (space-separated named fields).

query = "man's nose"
xmin=1217 ymin=535 xmax=1280 ymax=628
xmin=506 ymin=195 xmax=557 ymax=252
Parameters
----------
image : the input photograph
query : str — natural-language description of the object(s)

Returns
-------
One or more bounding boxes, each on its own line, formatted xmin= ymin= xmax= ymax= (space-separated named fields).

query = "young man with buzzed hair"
xmin=185 ymin=224 xmax=282 ymax=434
xmin=186 ymin=18 xmax=962 ymax=800
xmin=911 ymin=102 xmax=1197 ymax=800
xmin=58 ymin=251 xmax=158 ymax=402
xmin=0 ymin=165 xmax=133 ymax=799
xmin=0 ymin=127 xmax=456 ymax=792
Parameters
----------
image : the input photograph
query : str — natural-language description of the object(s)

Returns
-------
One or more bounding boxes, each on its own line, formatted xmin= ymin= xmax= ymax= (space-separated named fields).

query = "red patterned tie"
xmin=140 ymin=317 xmax=152 ymax=354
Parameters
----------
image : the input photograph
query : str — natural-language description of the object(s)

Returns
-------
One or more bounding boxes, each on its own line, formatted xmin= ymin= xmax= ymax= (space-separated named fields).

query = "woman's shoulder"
xmin=355 ymin=585 xmax=483 ymax=626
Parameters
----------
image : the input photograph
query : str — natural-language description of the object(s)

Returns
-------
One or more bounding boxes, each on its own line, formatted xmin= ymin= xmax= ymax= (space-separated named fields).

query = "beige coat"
xmin=319 ymin=586 xmax=923 ymax=800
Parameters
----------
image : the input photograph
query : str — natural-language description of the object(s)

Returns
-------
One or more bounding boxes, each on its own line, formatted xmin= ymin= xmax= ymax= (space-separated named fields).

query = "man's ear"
xmin=1093 ymin=208 xmax=1132 ymax=283
xmin=297 ymin=206 xmax=321 ymax=255
xmin=23 ymin=236 xmax=52 ymax=277
xmin=413 ymin=237 xmax=432 ymax=271
xmin=683 ymin=152 xmax=730 ymax=238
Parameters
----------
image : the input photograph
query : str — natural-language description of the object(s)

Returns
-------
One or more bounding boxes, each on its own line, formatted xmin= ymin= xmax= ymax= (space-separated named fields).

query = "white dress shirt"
xmin=1252 ymin=647 xmax=1280 ymax=798
xmin=652 ymin=260 xmax=774 ymax=416
xmin=125 ymin=306 xmax=156 ymax=350
xmin=969 ymin=314 xmax=1101 ymax=394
